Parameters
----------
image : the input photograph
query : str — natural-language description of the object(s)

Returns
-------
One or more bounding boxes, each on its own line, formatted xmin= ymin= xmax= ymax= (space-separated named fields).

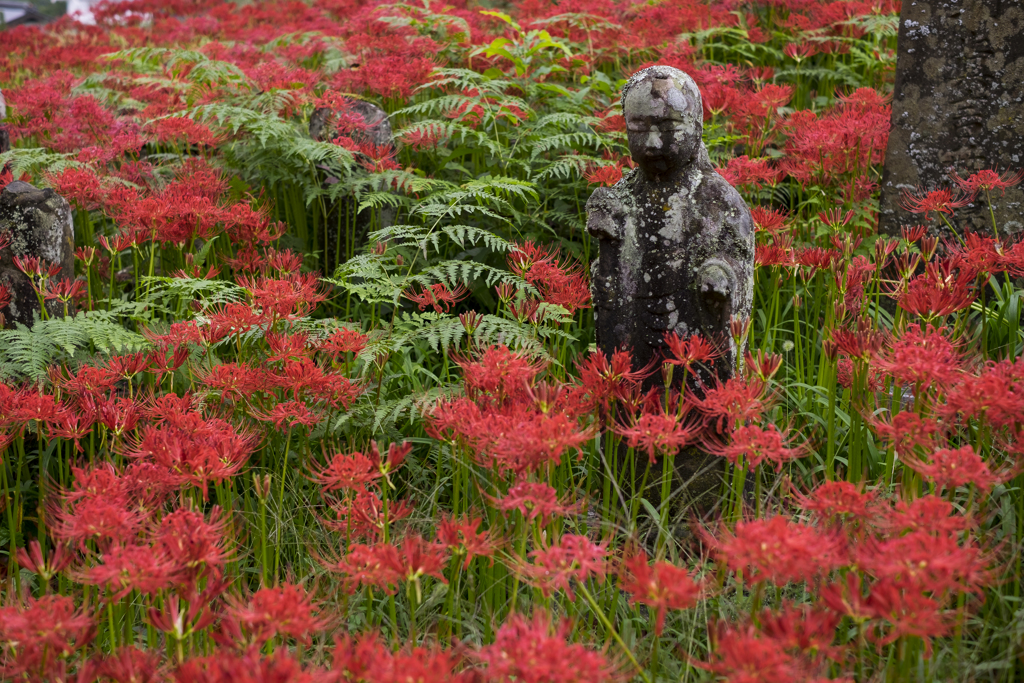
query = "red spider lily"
xmin=49 ymin=483 xmax=142 ymax=551
xmin=46 ymin=167 xmax=106 ymax=210
xmin=901 ymin=445 xmax=1004 ymax=492
xmin=487 ymin=409 xmax=595 ymax=474
xmin=941 ymin=360 xmax=1024 ymax=429
xmin=820 ymin=572 xmax=875 ymax=622
xmin=238 ymin=272 xmax=328 ymax=319
xmin=873 ymin=324 xmax=962 ymax=389
xmin=105 ymin=352 xmax=151 ymax=381
xmin=584 ymin=163 xmax=623 ymax=187
xmin=795 ymin=246 xmax=839 ymax=277
xmin=520 ymin=534 xmax=607 ymax=599
xmin=401 ymin=122 xmax=447 ymax=150
xmin=321 ymin=326 xmax=369 ymax=359
xmin=951 ymin=168 xmax=1024 ymax=195
xmin=897 ymin=262 xmax=975 ymax=319
xmin=698 ymin=376 xmax=768 ymax=432
xmin=172 ymin=648 xmax=317 ymax=683
xmin=899 ymin=187 xmax=974 ymax=219
xmin=616 ymin=407 xmax=704 ymax=463
xmin=81 ymin=543 xmax=183 ymax=600
xmin=830 ymin=323 xmax=887 ymax=361
xmin=370 ymin=440 xmax=413 ymax=479
xmin=858 ymin=529 xmax=994 ymax=596
xmin=508 ymin=241 xmax=592 ymax=315
xmin=93 ymin=647 xmax=164 ymax=683
xmin=783 ymin=42 xmax=817 ymax=61
xmin=194 ymin=363 xmax=268 ymax=403
xmin=91 ymin=395 xmax=145 ymax=437
xmin=5 ymin=386 xmax=60 ymax=426
xmin=250 ymin=399 xmax=323 ymax=429
xmin=790 ymin=481 xmax=880 ymax=527
xmin=437 ymin=514 xmax=497 ymax=569
xmin=206 ymin=302 xmax=267 ymax=339
xmin=458 ymin=310 xmax=483 ymax=336
xmin=620 ymin=550 xmax=702 ymax=635
xmin=704 ymin=422 xmax=804 ymax=471
xmin=16 ymin=539 xmax=74 ymax=582
xmin=862 ymin=579 xmax=949 ymax=657
xmin=320 ymin=486 xmax=414 ymax=541
xmin=889 ymin=495 xmax=973 ymax=536
xmin=312 ymin=449 xmax=382 ymax=492
xmin=744 ymin=349 xmax=783 ymax=382
xmin=223 ymin=583 xmax=330 ymax=647
xmin=716 ymin=155 xmax=781 ymax=188
xmin=576 ymin=347 xmax=655 ymax=409
xmin=126 ymin=415 xmax=257 ymax=497
xmin=489 ymin=481 xmax=579 ymax=525
xmin=509 ymin=296 xmax=542 ymax=323
xmin=702 ymin=516 xmax=847 ymax=585
xmin=148 ymin=582 xmax=225 ymax=642
xmin=694 ymin=621 xmax=804 ymax=682
xmin=454 ymin=344 xmax=545 ymax=405
xmin=478 ymin=612 xmax=615 ymax=683
xmin=663 ymin=332 xmax=720 ymax=371
xmin=868 ymin=411 xmax=942 ymax=453
xmin=0 ymin=595 xmax=95 ymax=681
xmin=155 ymin=507 xmax=229 ymax=582
xmin=755 ymin=237 xmax=796 ymax=269
xmin=395 ymin=534 xmax=451 ymax=601
xmin=758 ymin=602 xmax=843 ymax=662
xmin=817 ymin=208 xmax=854 ymax=230
xmin=404 ymin=282 xmax=470 ymax=314
xmin=749 ymin=206 xmax=788 ymax=234
xmin=44 ymin=277 xmax=85 ymax=306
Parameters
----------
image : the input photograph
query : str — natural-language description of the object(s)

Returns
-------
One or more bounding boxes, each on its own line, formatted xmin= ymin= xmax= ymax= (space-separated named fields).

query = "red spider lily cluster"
xmin=2 ymin=0 xmax=1024 ymax=680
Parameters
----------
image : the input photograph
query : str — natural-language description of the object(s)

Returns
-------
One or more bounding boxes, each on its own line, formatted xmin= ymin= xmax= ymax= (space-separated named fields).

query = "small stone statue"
xmin=0 ymin=181 xmax=76 ymax=328
xmin=587 ymin=65 xmax=754 ymax=393
xmin=586 ymin=65 xmax=754 ymax=515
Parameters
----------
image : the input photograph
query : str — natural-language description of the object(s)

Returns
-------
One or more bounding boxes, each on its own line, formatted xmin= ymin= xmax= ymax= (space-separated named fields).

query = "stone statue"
xmin=586 ymin=65 xmax=754 ymax=394
xmin=585 ymin=65 xmax=754 ymax=518
xmin=0 ymin=181 xmax=76 ymax=328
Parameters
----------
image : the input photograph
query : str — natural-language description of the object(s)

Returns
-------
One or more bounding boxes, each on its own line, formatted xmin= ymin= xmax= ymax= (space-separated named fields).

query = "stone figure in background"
xmin=310 ymin=97 xmax=396 ymax=266
xmin=879 ymin=0 xmax=1024 ymax=238
xmin=585 ymin=65 xmax=754 ymax=514
xmin=0 ymin=181 xmax=75 ymax=328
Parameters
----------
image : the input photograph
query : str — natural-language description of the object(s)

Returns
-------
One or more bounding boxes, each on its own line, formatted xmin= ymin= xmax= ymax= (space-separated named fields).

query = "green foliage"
xmin=0 ymin=311 xmax=149 ymax=382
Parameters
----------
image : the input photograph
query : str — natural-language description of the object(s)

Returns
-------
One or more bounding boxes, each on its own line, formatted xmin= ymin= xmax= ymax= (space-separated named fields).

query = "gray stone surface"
xmin=879 ymin=0 xmax=1024 ymax=237
xmin=585 ymin=65 xmax=754 ymax=511
xmin=0 ymin=181 xmax=75 ymax=328
xmin=309 ymin=98 xmax=392 ymax=147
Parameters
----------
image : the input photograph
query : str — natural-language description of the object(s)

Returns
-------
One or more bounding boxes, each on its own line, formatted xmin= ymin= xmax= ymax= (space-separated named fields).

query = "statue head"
xmin=622 ymin=65 xmax=704 ymax=179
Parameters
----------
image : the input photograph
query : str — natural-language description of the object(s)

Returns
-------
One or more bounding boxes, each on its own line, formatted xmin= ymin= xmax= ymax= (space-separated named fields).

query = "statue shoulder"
xmin=699 ymin=170 xmax=753 ymax=235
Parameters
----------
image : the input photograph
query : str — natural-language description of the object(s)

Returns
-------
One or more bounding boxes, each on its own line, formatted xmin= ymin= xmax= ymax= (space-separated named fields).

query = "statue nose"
xmin=646 ymin=130 xmax=663 ymax=150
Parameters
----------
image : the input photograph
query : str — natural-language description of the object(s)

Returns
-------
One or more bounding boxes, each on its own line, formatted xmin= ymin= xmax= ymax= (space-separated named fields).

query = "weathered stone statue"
xmin=0 ymin=181 xmax=75 ymax=328
xmin=587 ymin=65 xmax=754 ymax=392
xmin=585 ymin=65 xmax=754 ymax=517
xmin=879 ymin=0 xmax=1024 ymax=238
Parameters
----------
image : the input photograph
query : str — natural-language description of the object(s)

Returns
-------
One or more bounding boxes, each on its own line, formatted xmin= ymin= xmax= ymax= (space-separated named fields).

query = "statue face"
xmin=623 ymin=69 xmax=703 ymax=178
